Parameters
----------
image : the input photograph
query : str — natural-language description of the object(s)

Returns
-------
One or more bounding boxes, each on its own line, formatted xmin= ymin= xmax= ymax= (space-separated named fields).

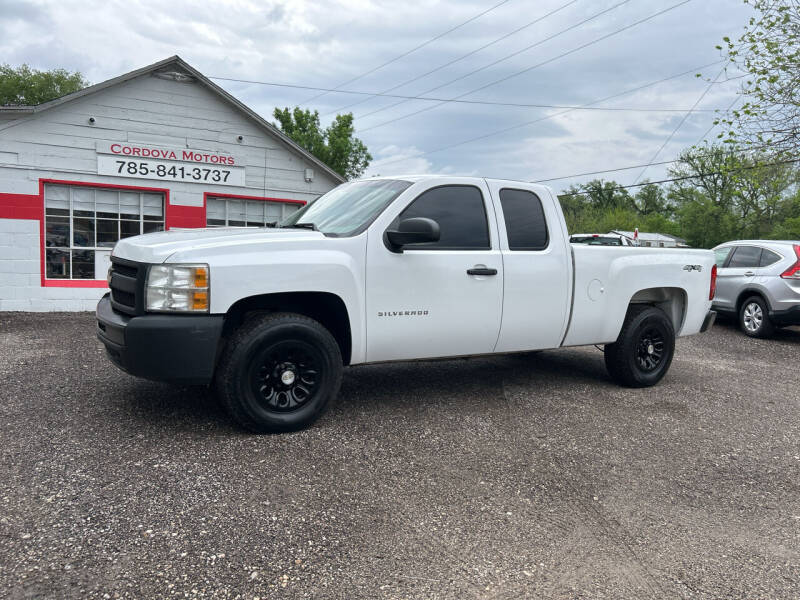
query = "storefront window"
xmin=44 ymin=184 xmax=164 ymax=279
xmin=206 ymin=196 xmax=300 ymax=227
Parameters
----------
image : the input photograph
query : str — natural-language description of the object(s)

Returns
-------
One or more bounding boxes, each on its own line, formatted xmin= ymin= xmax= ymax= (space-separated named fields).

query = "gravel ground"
xmin=0 ymin=312 xmax=798 ymax=599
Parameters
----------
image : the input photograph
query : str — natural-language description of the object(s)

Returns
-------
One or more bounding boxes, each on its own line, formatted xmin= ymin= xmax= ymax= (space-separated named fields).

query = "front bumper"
xmin=96 ymin=294 xmax=223 ymax=385
xmin=700 ymin=310 xmax=717 ymax=333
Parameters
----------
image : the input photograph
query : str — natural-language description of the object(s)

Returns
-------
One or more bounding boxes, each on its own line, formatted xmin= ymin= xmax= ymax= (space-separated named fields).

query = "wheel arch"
xmin=628 ymin=286 xmax=687 ymax=334
xmin=221 ymin=291 xmax=352 ymax=365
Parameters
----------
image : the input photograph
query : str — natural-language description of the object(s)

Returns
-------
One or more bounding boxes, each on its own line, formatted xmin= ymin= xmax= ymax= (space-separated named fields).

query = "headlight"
xmin=146 ymin=264 xmax=209 ymax=313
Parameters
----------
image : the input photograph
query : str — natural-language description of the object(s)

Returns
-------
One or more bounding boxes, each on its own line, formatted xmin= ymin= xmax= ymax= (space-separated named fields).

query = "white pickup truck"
xmin=97 ymin=176 xmax=717 ymax=432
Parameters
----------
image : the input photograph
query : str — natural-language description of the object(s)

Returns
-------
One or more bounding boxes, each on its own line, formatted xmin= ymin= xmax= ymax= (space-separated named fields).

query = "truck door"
xmin=365 ymin=181 xmax=503 ymax=362
xmin=486 ymin=182 xmax=572 ymax=351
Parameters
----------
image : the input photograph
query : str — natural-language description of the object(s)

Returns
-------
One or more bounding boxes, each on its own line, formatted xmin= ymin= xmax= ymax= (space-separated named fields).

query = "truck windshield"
xmin=280 ymin=179 xmax=413 ymax=236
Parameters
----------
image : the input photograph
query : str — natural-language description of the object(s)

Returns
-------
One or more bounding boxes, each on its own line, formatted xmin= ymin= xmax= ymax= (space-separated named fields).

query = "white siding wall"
xmin=0 ymin=70 xmax=341 ymax=311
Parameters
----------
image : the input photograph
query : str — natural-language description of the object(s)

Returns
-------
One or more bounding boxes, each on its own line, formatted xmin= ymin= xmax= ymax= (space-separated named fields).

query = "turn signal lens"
xmin=193 ymin=267 xmax=208 ymax=288
xmin=192 ymin=290 xmax=209 ymax=311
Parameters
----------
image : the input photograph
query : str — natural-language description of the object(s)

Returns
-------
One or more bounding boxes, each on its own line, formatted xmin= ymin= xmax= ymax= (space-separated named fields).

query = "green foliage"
xmin=273 ymin=107 xmax=372 ymax=180
xmin=558 ymin=145 xmax=799 ymax=248
xmin=717 ymin=1 xmax=799 ymax=154
xmin=0 ymin=64 xmax=88 ymax=106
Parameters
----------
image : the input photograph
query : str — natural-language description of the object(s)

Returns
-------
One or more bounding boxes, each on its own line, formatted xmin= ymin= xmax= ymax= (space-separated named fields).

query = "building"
xmin=610 ymin=230 xmax=689 ymax=248
xmin=0 ymin=56 xmax=343 ymax=311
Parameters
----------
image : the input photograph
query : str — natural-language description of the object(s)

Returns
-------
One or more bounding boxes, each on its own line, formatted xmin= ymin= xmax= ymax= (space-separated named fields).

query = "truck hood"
xmin=112 ymin=227 xmax=325 ymax=263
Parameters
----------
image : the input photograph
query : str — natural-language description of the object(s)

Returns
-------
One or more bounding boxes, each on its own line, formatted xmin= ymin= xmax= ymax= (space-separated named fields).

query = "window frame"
xmin=713 ymin=246 xmax=733 ymax=268
xmin=203 ymin=192 xmax=307 ymax=228
xmin=759 ymin=247 xmax=783 ymax=267
xmin=498 ymin=187 xmax=549 ymax=252
xmin=387 ymin=184 xmax=492 ymax=252
xmin=39 ymin=179 xmax=169 ymax=288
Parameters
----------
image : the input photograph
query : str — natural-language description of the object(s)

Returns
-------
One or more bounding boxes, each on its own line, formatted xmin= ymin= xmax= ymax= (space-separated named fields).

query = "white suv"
xmin=712 ymin=240 xmax=800 ymax=337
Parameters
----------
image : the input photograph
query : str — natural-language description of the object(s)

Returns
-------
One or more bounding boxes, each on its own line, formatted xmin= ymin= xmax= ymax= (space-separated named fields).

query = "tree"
xmin=273 ymin=107 xmax=371 ymax=180
xmin=717 ymin=1 xmax=800 ymax=154
xmin=0 ymin=64 xmax=88 ymax=106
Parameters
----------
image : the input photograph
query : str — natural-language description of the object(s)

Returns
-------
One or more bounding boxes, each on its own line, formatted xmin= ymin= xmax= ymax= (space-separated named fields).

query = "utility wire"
xmin=695 ymin=94 xmax=741 ymax=145
xmin=356 ymin=0 xmax=635 ymax=125
xmin=555 ymin=156 xmax=800 ymax=196
xmin=298 ymin=0 xmax=513 ymax=106
xmin=321 ymin=0 xmax=580 ymax=117
xmin=631 ymin=64 xmax=726 ymax=184
xmin=371 ymin=60 xmax=724 ymax=171
xmin=532 ymin=159 xmax=682 ymax=182
xmin=209 ymin=74 xmax=722 ymax=111
xmin=358 ymin=0 xmax=692 ymax=133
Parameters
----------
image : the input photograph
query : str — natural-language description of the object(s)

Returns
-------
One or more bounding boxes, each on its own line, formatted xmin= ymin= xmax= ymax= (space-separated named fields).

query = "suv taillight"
xmin=709 ymin=263 xmax=717 ymax=300
xmin=780 ymin=244 xmax=800 ymax=280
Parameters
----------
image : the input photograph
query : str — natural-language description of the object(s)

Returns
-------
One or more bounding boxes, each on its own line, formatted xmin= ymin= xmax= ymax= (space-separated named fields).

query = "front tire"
xmin=216 ymin=312 xmax=342 ymax=433
xmin=604 ymin=305 xmax=675 ymax=388
xmin=739 ymin=296 xmax=774 ymax=338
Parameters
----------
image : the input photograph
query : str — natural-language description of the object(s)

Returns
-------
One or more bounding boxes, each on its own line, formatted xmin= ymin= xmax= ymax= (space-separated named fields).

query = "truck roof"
xmin=357 ymin=174 xmax=555 ymax=193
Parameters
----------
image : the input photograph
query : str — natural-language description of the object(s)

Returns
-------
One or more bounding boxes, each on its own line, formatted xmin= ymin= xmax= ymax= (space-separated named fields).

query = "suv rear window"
xmin=759 ymin=248 xmax=781 ymax=267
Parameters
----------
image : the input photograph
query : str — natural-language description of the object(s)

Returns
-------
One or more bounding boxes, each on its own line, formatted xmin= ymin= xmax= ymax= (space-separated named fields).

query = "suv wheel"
xmin=739 ymin=296 xmax=774 ymax=338
xmin=216 ymin=312 xmax=343 ymax=433
xmin=604 ymin=305 xmax=675 ymax=388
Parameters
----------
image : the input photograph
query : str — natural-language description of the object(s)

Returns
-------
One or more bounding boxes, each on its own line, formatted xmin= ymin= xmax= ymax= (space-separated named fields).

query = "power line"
xmin=208 ymin=74 xmax=722 ymax=112
xmin=356 ymin=0 xmax=635 ymax=125
xmin=631 ymin=64 xmax=726 ymax=184
xmin=695 ymin=94 xmax=741 ymax=146
xmin=358 ymin=0 xmax=692 ymax=134
xmin=532 ymin=159 xmax=681 ymax=182
xmin=555 ymin=156 xmax=800 ymax=196
xmin=370 ymin=60 xmax=724 ymax=170
xmin=321 ymin=0 xmax=580 ymax=117
xmin=298 ymin=0 xmax=513 ymax=106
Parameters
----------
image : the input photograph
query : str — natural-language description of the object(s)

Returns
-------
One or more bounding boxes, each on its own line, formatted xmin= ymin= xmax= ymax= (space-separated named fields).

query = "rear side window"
xmin=499 ymin=188 xmax=548 ymax=250
xmin=727 ymin=245 xmax=762 ymax=268
xmin=714 ymin=247 xmax=732 ymax=267
xmin=397 ymin=185 xmax=490 ymax=250
xmin=759 ymin=248 xmax=781 ymax=267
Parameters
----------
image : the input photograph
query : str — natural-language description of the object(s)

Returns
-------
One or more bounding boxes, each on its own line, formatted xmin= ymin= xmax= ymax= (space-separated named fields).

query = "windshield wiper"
xmin=282 ymin=222 xmax=317 ymax=231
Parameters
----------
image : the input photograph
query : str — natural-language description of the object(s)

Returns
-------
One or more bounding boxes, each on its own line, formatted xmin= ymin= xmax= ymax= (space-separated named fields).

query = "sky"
xmin=0 ymin=0 xmax=754 ymax=191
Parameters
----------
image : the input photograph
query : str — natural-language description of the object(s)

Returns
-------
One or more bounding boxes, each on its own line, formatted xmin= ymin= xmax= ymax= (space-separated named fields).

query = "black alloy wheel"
xmin=250 ymin=341 xmax=323 ymax=413
xmin=635 ymin=326 xmax=665 ymax=372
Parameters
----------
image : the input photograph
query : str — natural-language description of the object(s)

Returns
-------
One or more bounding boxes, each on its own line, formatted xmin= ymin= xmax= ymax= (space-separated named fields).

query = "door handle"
xmin=744 ymin=271 xmax=755 ymax=277
xmin=466 ymin=267 xmax=497 ymax=276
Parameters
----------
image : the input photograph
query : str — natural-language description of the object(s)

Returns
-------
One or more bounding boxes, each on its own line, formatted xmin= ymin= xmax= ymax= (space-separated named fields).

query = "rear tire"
xmin=216 ymin=312 xmax=342 ymax=433
xmin=739 ymin=295 xmax=774 ymax=338
xmin=604 ymin=305 xmax=675 ymax=388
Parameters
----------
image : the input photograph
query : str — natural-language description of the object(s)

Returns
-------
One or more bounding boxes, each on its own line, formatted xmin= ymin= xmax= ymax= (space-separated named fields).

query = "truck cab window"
xmin=499 ymin=188 xmax=548 ymax=250
xmin=396 ymin=185 xmax=490 ymax=250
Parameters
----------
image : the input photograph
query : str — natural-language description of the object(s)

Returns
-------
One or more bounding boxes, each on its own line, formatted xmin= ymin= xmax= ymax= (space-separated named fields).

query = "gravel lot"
xmin=0 ymin=312 xmax=798 ymax=599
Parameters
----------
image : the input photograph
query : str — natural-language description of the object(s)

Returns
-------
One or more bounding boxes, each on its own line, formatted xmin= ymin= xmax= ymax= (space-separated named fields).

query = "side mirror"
xmin=385 ymin=217 xmax=440 ymax=252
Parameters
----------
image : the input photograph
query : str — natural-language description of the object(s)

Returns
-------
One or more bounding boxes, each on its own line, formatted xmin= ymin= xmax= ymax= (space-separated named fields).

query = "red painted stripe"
xmin=0 ymin=192 xmax=42 ymax=220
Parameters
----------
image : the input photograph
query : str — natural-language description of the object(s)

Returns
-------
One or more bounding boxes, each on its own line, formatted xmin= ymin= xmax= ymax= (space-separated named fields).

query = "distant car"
xmin=569 ymin=233 xmax=634 ymax=246
xmin=712 ymin=240 xmax=800 ymax=337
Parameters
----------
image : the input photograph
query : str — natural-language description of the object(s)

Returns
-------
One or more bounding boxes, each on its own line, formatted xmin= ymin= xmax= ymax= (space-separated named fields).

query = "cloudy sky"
xmin=0 ymin=0 xmax=753 ymax=191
